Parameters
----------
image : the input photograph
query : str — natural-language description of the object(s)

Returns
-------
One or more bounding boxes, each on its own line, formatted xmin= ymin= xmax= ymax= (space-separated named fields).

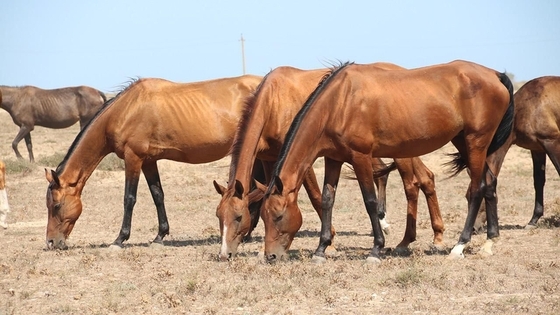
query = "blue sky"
xmin=1 ymin=1 xmax=558 ymax=92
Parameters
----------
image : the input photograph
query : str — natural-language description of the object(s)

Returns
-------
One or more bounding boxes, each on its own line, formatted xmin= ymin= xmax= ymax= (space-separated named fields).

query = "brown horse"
xmin=44 ymin=75 xmax=263 ymax=250
xmin=260 ymin=60 xmax=514 ymax=263
xmin=213 ymin=65 xmax=444 ymax=261
xmin=475 ymin=76 xmax=560 ymax=229
xmin=0 ymin=85 xmax=107 ymax=162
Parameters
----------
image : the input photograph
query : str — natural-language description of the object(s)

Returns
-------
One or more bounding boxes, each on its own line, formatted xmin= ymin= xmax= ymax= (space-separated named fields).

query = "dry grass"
xmin=0 ymin=111 xmax=559 ymax=314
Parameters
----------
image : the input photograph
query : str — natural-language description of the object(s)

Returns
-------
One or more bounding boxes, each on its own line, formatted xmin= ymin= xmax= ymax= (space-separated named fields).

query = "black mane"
xmin=55 ymin=78 xmax=139 ymax=173
xmin=270 ymin=61 xmax=354 ymax=188
xmin=227 ymin=71 xmax=272 ymax=183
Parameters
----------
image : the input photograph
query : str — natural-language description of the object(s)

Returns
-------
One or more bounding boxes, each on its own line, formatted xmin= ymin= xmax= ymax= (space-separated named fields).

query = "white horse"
xmin=0 ymin=161 xmax=9 ymax=229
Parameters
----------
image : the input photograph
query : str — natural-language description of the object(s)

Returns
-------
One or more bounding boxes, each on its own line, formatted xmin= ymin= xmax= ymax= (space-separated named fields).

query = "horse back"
xmin=513 ymin=76 xmax=560 ymax=151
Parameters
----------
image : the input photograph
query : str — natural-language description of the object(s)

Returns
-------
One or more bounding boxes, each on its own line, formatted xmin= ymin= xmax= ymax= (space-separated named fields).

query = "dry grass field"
xmin=0 ymin=109 xmax=559 ymax=315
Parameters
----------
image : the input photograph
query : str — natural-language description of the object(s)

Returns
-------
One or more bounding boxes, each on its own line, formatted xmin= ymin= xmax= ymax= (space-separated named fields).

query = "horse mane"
xmin=55 ymin=78 xmax=140 ymax=173
xmin=227 ymin=70 xmax=273 ymax=183
xmin=269 ymin=61 xmax=354 ymax=189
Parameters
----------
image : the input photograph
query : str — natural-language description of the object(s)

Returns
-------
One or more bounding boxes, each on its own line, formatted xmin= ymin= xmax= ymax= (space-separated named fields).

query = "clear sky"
xmin=1 ymin=1 xmax=558 ymax=92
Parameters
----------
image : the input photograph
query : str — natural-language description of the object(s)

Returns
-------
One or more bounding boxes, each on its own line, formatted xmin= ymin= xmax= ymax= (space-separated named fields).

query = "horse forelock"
xmin=271 ymin=61 xmax=354 ymax=178
xmin=227 ymin=71 xmax=272 ymax=184
xmin=55 ymin=79 xmax=140 ymax=173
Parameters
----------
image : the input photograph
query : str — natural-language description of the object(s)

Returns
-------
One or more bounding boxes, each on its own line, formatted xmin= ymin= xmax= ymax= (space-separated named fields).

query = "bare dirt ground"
xmin=0 ymin=110 xmax=559 ymax=314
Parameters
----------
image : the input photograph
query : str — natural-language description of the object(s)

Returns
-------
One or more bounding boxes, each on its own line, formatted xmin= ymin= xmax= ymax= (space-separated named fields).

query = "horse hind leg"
xmin=24 ymin=133 xmax=34 ymax=162
xmin=11 ymin=125 xmax=32 ymax=161
xmin=529 ymin=139 xmax=560 ymax=227
xmin=527 ymin=150 xmax=546 ymax=227
xmin=142 ymin=160 xmax=170 ymax=245
xmin=413 ymin=158 xmax=445 ymax=249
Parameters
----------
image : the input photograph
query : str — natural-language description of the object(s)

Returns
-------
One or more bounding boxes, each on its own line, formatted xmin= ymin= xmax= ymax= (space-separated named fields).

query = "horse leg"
xmin=449 ymin=153 xmax=491 ymax=259
xmin=303 ymin=164 xmax=337 ymax=253
xmin=413 ymin=158 xmax=445 ymax=248
xmin=311 ymin=157 xmax=342 ymax=263
xmin=393 ymin=159 xmax=419 ymax=249
xmin=11 ymin=125 xmax=32 ymax=161
xmin=527 ymin=150 xmax=546 ymax=227
xmin=353 ymin=155 xmax=385 ymax=263
xmin=142 ymin=160 xmax=169 ymax=245
xmin=530 ymin=139 xmax=560 ymax=226
xmin=24 ymin=133 xmax=34 ymax=162
xmin=372 ymin=158 xmax=390 ymax=234
xmin=111 ymin=156 xmax=142 ymax=248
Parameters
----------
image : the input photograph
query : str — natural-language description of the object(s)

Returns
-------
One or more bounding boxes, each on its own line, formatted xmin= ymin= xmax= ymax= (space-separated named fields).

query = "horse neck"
xmin=57 ymin=119 xmax=111 ymax=192
xmin=229 ymin=103 xmax=268 ymax=191
xmin=0 ymin=87 xmax=18 ymax=111
xmin=277 ymin=115 xmax=328 ymax=194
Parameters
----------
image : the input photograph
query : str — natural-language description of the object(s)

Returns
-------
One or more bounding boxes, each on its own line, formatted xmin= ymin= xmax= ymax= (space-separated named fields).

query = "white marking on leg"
xmin=0 ymin=189 xmax=9 ymax=229
xmin=380 ymin=217 xmax=390 ymax=234
xmin=450 ymin=244 xmax=465 ymax=258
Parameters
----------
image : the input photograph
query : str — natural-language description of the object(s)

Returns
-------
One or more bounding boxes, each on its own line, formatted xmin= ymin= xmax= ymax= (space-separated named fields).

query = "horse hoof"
xmin=365 ymin=256 xmax=381 ymax=264
xmin=479 ymin=239 xmax=495 ymax=256
xmin=393 ymin=246 xmax=411 ymax=256
xmin=431 ymin=242 xmax=446 ymax=252
xmin=108 ymin=244 xmax=123 ymax=251
xmin=524 ymin=224 xmax=537 ymax=230
xmin=150 ymin=241 xmax=165 ymax=249
xmin=324 ymin=246 xmax=338 ymax=258
xmin=311 ymin=255 xmax=327 ymax=264
xmin=447 ymin=251 xmax=465 ymax=260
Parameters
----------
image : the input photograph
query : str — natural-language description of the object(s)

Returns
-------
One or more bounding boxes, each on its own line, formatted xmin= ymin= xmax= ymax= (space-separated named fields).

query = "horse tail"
xmin=445 ymin=72 xmax=515 ymax=177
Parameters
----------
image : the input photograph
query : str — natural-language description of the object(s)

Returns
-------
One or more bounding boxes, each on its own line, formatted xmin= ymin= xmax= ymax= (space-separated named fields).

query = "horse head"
xmin=213 ymin=179 xmax=264 ymax=261
xmin=44 ymin=169 xmax=82 ymax=250
xmin=260 ymin=176 xmax=302 ymax=263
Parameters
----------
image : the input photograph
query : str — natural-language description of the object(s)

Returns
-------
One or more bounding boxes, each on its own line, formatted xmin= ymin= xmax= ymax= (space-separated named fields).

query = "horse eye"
xmin=54 ymin=203 xmax=61 ymax=211
xmin=234 ymin=215 xmax=242 ymax=222
xmin=274 ymin=215 xmax=283 ymax=223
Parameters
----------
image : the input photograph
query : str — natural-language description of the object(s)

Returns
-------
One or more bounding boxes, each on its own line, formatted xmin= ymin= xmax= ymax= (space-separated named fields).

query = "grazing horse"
xmin=213 ymin=65 xmax=444 ymax=261
xmin=476 ymin=76 xmax=560 ymax=229
xmin=260 ymin=60 xmax=513 ymax=263
xmin=0 ymin=85 xmax=107 ymax=162
xmin=0 ymin=160 xmax=9 ymax=229
xmin=44 ymin=75 xmax=263 ymax=250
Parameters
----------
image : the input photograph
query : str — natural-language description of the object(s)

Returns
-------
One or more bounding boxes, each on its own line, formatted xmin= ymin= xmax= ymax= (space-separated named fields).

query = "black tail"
xmin=446 ymin=72 xmax=515 ymax=177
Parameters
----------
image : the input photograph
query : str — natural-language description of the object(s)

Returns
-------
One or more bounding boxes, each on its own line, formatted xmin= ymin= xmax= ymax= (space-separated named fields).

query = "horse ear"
xmin=248 ymin=186 xmax=264 ymax=204
xmin=233 ymin=180 xmax=244 ymax=198
xmin=273 ymin=176 xmax=283 ymax=195
xmin=45 ymin=169 xmax=60 ymax=186
xmin=213 ymin=180 xmax=226 ymax=196
xmin=253 ymin=178 xmax=268 ymax=193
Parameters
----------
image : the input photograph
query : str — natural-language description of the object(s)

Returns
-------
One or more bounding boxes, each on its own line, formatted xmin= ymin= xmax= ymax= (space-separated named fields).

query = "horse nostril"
xmin=47 ymin=240 xmax=54 ymax=249
xmin=267 ymin=254 xmax=277 ymax=262
xmin=228 ymin=253 xmax=232 ymax=259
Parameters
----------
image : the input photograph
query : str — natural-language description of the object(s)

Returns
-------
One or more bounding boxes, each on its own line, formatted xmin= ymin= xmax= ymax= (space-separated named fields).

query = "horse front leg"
xmin=142 ymin=160 xmax=169 ymax=245
xmin=111 ymin=157 xmax=142 ymax=248
xmin=311 ymin=157 xmax=342 ymax=263
xmin=372 ymin=158 xmax=390 ymax=234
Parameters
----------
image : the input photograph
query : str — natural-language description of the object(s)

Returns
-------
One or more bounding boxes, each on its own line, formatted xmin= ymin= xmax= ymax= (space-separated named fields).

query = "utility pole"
xmin=240 ymin=34 xmax=246 ymax=75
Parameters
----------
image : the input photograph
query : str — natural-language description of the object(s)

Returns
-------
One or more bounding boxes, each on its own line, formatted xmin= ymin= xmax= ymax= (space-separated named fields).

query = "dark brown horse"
xmin=44 ymin=75 xmax=262 ymax=250
xmin=213 ymin=65 xmax=444 ymax=261
xmin=475 ymin=76 xmax=560 ymax=229
xmin=0 ymin=85 xmax=107 ymax=162
xmin=260 ymin=60 xmax=513 ymax=263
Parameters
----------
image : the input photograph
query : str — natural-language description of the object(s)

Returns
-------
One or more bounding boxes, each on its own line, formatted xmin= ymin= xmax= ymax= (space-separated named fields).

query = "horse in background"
xmin=0 ymin=85 xmax=107 ymax=162
xmin=260 ymin=60 xmax=513 ymax=263
xmin=214 ymin=65 xmax=444 ymax=261
xmin=44 ymin=75 xmax=263 ymax=250
xmin=476 ymin=76 xmax=560 ymax=229
xmin=0 ymin=160 xmax=9 ymax=229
